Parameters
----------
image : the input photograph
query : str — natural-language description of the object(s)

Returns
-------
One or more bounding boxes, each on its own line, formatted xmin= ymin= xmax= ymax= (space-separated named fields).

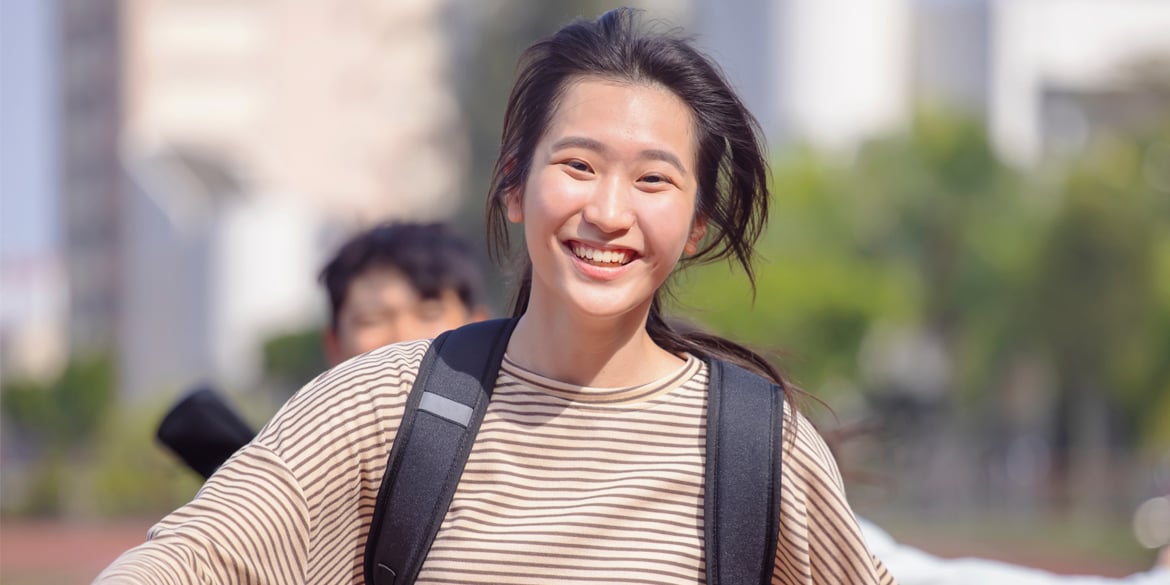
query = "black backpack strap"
xmin=704 ymin=359 xmax=785 ymax=585
xmin=363 ymin=318 xmax=517 ymax=585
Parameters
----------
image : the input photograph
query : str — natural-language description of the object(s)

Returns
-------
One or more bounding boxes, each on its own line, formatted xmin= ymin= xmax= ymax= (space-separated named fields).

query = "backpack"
xmin=363 ymin=319 xmax=785 ymax=585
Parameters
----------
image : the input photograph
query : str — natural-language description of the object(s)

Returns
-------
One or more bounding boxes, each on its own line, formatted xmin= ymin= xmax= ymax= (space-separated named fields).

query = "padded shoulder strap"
xmin=363 ymin=319 xmax=517 ymax=585
xmin=704 ymin=359 xmax=786 ymax=585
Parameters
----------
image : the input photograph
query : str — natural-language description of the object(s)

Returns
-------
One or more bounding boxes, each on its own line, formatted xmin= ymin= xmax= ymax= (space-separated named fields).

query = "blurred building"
xmin=695 ymin=0 xmax=1170 ymax=165
xmin=121 ymin=0 xmax=466 ymax=221
xmin=58 ymin=0 xmax=124 ymax=357
xmin=5 ymin=0 xmax=469 ymax=399
xmin=911 ymin=0 xmax=990 ymax=113
xmin=110 ymin=0 xmax=467 ymax=399
xmin=694 ymin=0 xmax=914 ymax=152
xmin=120 ymin=149 xmax=326 ymax=399
xmin=991 ymin=0 xmax=1170 ymax=165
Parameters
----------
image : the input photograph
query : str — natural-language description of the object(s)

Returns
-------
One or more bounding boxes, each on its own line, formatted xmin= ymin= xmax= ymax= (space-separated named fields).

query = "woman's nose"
xmin=582 ymin=177 xmax=635 ymax=233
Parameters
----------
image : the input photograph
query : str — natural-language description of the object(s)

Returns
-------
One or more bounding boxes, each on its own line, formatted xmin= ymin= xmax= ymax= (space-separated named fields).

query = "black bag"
xmin=156 ymin=386 xmax=257 ymax=479
xmin=364 ymin=318 xmax=786 ymax=585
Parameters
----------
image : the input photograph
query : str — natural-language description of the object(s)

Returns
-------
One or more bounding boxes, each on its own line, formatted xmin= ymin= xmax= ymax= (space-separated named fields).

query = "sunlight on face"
xmin=506 ymin=77 xmax=706 ymax=322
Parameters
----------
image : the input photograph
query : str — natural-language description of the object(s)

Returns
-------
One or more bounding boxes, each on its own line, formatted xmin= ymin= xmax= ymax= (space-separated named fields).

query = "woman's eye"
xmin=640 ymin=174 xmax=672 ymax=185
xmin=565 ymin=160 xmax=590 ymax=172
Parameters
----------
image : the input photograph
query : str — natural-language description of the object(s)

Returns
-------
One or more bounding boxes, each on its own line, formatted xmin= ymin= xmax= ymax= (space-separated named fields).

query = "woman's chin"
xmin=563 ymin=291 xmax=653 ymax=323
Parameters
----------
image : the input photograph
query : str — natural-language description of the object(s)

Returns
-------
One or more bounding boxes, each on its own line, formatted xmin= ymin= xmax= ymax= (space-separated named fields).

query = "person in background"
xmin=317 ymin=221 xmax=488 ymax=364
xmin=156 ymin=221 xmax=488 ymax=479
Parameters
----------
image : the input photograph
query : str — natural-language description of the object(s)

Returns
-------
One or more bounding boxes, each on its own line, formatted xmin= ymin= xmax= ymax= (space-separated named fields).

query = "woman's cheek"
xmin=532 ymin=174 xmax=589 ymax=217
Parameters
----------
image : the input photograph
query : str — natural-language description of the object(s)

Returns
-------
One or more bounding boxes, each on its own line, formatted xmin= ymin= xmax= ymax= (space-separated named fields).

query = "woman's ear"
xmin=505 ymin=187 xmax=524 ymax=223
xmin=500 ymin=157 xmax=524 ymax=223
xmin=684 ymin=215 xmax=707 ymax=256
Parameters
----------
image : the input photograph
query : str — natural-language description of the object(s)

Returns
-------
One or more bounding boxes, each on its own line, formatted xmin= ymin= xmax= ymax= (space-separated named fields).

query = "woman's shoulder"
xmin=255 ymin=338 xmax=434 ymax=453
xmin=781 ymin=402 xmax=848 ymax=491
xmin=316 ymin=338 xmax=432 ymax=396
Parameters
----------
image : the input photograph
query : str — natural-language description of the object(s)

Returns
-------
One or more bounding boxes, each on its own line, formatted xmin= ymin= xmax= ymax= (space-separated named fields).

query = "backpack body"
xmin=363 ymin=319 xmax=785 ymax=585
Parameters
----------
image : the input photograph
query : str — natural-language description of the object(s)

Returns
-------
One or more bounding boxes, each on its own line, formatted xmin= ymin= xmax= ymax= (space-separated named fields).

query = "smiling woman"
xmin=96 ymin=8 xmax=894 ymax=585
xmin=504 ymin=78 xmax=706 ymax=371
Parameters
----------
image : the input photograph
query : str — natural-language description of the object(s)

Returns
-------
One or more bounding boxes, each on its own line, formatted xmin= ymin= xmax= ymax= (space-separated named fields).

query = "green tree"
xmin=261 ymin=327 xmax=328 ymax=397
xmin=679 ymin=147 xmax=917 ymax=394
xmin=1017 ymin=125 xmax=1170 ymax=495
xmin=1 ymin=355 xmax=117 ymax=516
xmin=679 ymin=111 xmax=1028 ymax=403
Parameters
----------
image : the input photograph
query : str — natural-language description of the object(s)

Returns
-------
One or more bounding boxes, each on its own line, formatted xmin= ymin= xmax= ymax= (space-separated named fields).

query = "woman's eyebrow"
xmin=551 ymin=135 xmax=607 ymax=154
xmin=641 ymin=149 xmax=687 ymax=177
xmin=551 ymin=136 xmax=688 ymax=176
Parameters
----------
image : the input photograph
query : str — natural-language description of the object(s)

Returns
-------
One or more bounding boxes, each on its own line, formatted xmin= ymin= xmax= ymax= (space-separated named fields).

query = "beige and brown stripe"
xmin=97 ymin=339 xmax=895 ymax=584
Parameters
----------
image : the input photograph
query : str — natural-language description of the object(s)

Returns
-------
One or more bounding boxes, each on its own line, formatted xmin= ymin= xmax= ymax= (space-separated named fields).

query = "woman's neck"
xmin=507 ymin=296 xmax=684 ymax=388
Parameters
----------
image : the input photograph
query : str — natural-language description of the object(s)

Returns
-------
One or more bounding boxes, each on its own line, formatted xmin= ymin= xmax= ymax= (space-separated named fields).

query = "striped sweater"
xmin=97 ymin=339 xmax=895 ymax=584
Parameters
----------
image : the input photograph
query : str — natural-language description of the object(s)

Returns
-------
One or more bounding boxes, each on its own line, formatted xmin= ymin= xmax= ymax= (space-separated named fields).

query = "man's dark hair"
xmin=319 ymin=222 xmax=483 ymax=330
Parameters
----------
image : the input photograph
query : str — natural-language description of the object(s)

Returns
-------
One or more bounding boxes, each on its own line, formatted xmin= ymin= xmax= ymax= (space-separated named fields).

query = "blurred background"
xmin=1 ymin=0 xmax=1168 ymax=582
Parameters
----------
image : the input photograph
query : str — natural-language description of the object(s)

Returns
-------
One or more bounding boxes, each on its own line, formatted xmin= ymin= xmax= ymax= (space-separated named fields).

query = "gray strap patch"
xmin=418 ymin=392 xmax=474 ymax=427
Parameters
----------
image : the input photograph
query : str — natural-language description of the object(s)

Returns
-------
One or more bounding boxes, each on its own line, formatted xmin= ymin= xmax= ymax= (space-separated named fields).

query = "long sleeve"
xmin=93 ymin=339 xmax=428 ymax=585
xmin=774 ymin=408 xmax=897 ymax=584
xmin=95 ymin=444 xmax=311 ymax=584
xmin=860 ymin=517 xmax=1169 ymax=585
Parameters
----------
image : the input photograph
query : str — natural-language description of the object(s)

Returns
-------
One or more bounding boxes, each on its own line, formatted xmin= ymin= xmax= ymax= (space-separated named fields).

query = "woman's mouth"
xmin=569 ymin=242 xmax=635 ymax=267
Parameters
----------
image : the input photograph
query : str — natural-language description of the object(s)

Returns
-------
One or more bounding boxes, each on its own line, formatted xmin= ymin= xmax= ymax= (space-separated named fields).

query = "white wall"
xmin=694 ymin=0 xmax=912 ymax=153
xmin=210 ymin=194 xmax=326 ymax=389
xmin=120 ymin=153 xmax=327 ymax=400
xmin=992 ymin=0 xmax=1170 ymax=165
xmin=783 ymin=0 xmax=912 ymax=152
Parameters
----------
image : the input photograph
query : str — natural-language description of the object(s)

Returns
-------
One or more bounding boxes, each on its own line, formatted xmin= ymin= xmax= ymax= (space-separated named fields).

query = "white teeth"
xmin=571 ymin=243 xmax=629 ymax=265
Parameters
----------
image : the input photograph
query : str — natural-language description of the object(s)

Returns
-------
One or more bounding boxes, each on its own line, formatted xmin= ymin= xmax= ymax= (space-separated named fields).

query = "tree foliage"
xmin=2 ymin=355 xmax=116 ymax=451
xmin=678 ymin=110 xmax=1170 ymax=455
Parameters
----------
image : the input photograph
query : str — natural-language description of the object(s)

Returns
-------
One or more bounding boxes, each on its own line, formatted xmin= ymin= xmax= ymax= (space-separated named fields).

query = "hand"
xmin=1158 ymin=545 xmax=1170 ymax=569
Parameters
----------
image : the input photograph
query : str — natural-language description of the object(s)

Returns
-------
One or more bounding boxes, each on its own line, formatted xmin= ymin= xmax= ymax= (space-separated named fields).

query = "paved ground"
xmin=0 ymin=518 xmax=1152 ymax=584
xmin=1 ymin=519 xmax=155 ymax=585
xmin=896 ymin=533 xmax=1145 ymax=578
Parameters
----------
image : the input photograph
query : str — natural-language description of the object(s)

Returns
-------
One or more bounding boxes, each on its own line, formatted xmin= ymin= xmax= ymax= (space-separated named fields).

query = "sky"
xmin=0 ymin=0 xmax=57 ymax=260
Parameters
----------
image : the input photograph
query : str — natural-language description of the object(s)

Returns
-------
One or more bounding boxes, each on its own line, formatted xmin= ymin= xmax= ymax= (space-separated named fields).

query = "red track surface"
xmin=1 ymin=518 xmax=155 ymax=584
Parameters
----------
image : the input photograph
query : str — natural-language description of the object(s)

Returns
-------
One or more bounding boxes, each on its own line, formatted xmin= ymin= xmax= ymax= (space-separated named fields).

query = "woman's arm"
xmin=773 ymin=407 xmax=897 ymax=584
xmin=94 ymin=340 xmax=423 ymax=584
xmin=94 ymin=443 xmax=311 ymax=584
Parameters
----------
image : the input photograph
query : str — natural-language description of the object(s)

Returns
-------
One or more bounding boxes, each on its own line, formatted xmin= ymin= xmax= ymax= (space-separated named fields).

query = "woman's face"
xmin=507 ymin=77 xmax=706 ymax=322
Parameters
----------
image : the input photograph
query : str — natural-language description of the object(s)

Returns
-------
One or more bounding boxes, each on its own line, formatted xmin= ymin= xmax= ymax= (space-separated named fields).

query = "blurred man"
xmin=157 ymin=222 xmax=487 ymax=478
xmin=317 ymin=221 xmax=487 ymax=363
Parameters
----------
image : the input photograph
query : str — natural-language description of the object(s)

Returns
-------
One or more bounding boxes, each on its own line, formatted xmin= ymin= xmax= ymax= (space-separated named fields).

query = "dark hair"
xmin=485 ymin=8 xmax=790 ymax=390
xmin=319 ymin=222 xmax=482 ymax=330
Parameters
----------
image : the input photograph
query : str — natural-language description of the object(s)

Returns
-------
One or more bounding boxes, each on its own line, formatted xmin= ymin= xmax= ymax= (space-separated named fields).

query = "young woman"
xmin=97 ymin=9 xmax=893 ymax=585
